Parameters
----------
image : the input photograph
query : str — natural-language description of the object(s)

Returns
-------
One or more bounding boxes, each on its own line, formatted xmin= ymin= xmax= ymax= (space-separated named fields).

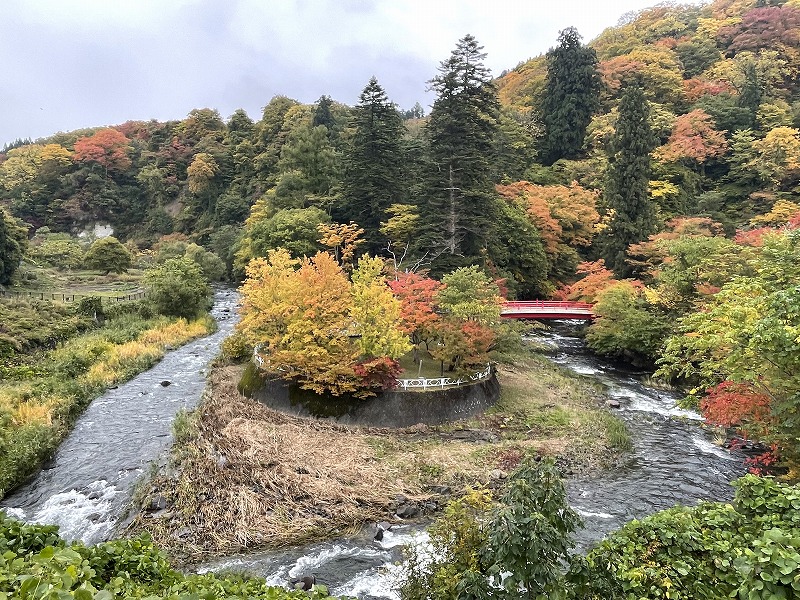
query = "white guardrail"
xmin=397 ymin=364 xmax=493 ymax=390
xmin=253 ymin=347 xmax=492 ymax=391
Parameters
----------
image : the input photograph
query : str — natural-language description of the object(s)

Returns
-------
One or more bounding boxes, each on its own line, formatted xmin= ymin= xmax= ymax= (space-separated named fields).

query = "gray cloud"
xmin=1 ymin=0 xmax=695 ymax=146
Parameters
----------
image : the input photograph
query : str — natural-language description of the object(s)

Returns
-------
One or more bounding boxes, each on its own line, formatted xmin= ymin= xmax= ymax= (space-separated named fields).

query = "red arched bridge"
xmin=501 ymin=300 xmax=595 ymax=320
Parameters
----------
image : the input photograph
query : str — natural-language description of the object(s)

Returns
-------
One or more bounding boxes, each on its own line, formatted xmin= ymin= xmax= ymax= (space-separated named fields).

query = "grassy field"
xmin=7 ymin=262 xmax=145 ymax=297
xmin=397 ymin=348 xmax=453 ymax=378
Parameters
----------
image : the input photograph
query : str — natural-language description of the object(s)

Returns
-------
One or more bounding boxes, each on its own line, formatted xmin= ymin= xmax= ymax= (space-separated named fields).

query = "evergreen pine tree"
xmin=339 ymin=77 xmax=405 ymax=251
xmin=0 ymin=208 xmax=28 ymax=285
xmin=425 ymin=34 xmax=500 ymax=271
xmin=312 ymin=95 xmax=336 ymax=130
xmin=600 ymin=82 xmax=657 ymax=277
xmin=541 ymin=27 xmax=601 ymax=165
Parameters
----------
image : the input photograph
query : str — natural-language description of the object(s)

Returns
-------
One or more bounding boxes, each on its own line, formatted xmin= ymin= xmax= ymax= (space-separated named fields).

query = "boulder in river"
xmin=395 ymin=503 xmax=419 ymax=519
xmin=160 ymin=380 xmax=171 ymax=387
xmin=606 ymin=399 xmax=621 ymax=409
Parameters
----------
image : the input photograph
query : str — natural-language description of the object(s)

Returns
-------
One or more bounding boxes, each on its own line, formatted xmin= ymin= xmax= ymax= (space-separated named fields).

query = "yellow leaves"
xmin=750 ymin=200 xmax=800 ymax=227
xmin=380 ymin=204 xmax=420 ymax=245
xmin=351 ymin=256 xmax=411 ymax=359
xmin=0 ymin=143 xmax=72 ymax=190
xmin=186 ymin=152 xmax=219 ymax=195
xmin=238 ymin=249 xmax=411 ymax=396
xmin=649 ymin=180 xmax=680 ymax=202
xmin=40 ymin=143 xmax=72 ymax=165
xmin=317 ymin=222 xmax=364 ymax=269
xmin=751 ymin=127 xmax=800 ymax=184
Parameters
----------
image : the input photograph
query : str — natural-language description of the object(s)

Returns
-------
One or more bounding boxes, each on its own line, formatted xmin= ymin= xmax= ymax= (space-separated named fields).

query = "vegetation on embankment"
xmin=0 ymin=512 xmax=342 ymax=599
xmin=0 ymin=299 xmax=215 ymax=498
xmin=129 ymin=349 xmax=628 ymax=563
xmin=400 ymin=465 xmax=800 ymax=600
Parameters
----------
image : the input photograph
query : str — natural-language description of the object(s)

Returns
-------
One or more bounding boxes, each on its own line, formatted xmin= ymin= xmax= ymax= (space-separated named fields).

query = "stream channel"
xmin=2 ymin=308 xmax=746 ymax=599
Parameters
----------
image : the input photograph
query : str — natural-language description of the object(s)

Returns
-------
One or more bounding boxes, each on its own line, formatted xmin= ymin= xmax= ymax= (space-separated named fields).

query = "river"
xmin=1 ymin=288 xmax=239 ymax=543
xmin=1 ymin=313 xmax=746 ymax=599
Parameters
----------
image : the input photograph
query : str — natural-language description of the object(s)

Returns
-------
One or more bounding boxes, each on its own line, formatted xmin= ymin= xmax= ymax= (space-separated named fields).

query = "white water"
xmin=1 ymin=289 xmax=239 ymax=544
xmin=2 ymin=314 xmax=746 ymax=599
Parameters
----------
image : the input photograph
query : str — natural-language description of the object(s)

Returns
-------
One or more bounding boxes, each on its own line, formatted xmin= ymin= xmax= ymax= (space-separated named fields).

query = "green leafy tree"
xmin=312 ymin=94 xmax=336 ymax=130
xmin=586 ymin=281 xmax=670 ymax=363
xmin=0 ymin=208 xmax=28 ymax=285
xmin=144 ymin=257 xmax=211 ymax=319
xmin=486 ymin=457 xmax=582 ymax=599
xmin=487 ymin=199 xmax=550 ymax=299
xmin=540 ymin=27 xmax=601 ymax=165
xmin=400 ymin=458 xmax=580 ymax=600
xmin=272 ymin=124 xmax=340 ymax=211
xmin=657 ymin=230 xmax=800 ymax=471
xmin=27 ymin=230 xmax=84 ymax=270
xmin=425 ymin=34 xmax=500 ymax=270
xmin=599 ymin=83 xmax=658 ymax=277
xmin=438 ymin=265 xmax=502 ymax=325
xmin=82 ymin=236 xmax=132 ymax=274
xmin=247 ymin=207 xmax=329 ymax=260
xmin=339 ymin=77 xmax=406 ymax=251
xmin=568 ymin=475 xmax=800 ymax=599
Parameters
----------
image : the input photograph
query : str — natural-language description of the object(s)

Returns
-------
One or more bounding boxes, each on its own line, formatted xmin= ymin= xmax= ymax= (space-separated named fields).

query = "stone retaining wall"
xmin=240 ymin=365 xmax=501 ymax=428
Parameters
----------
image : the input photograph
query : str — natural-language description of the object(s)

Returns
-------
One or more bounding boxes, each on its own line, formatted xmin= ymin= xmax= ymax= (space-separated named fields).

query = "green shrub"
xmin=567 ymin=475 xmax=800 ymax=599
xmin=144 ymin=257 xmax=211 ymax=319
xmin=400 ymin=457 xmax=581 ymax=600
xmin=0 ymin=513 xmax=340 ymax=599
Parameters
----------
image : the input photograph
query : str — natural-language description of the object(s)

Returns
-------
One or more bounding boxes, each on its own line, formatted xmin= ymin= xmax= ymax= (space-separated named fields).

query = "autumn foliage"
xmin=73 ymin=128 xmax=131 ymax=174
xmin=656 ymin=110 xmax=728 ymax=166
xmin=388 ymin=272 xmax=443 ymax=359
xmin=553 ymin=260 xmax=618 ymax=303
xmin=238 ymin=249 xmax=409 ymax=397
xmin=701 ymin=381 xmax=773 ymax=438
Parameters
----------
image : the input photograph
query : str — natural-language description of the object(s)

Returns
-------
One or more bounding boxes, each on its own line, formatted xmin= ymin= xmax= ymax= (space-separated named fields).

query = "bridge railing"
xmin=502 ymin=300 xmax=594 ymax=310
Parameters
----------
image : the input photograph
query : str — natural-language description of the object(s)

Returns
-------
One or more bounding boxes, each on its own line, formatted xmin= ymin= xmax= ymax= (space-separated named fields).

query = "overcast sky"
xmin=1 ymin=0 xmax=686 ymax=147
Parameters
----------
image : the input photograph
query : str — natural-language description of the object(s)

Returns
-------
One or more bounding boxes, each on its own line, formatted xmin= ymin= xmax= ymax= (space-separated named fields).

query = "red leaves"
xmin=656 ymin=110 xmax=728 ymax=165
xmin=718 ymin=5 xmax=800 ymax=53
xmin=700 ymin=381 xmax=772 ymax=433
xmin=553 ymin=260 xmax=618 ymax=303
xmin=73 ymin=128 xmax=131 ymax=173
xmin=388 ymin=272 xmax=443 ymax=341
xmin=353 ymin=357 xmax=402 ymax=391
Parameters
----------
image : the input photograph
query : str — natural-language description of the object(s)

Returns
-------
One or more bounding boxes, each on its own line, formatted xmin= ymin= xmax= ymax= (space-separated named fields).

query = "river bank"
xmin=128 ymin=351 xmax=629 ymax=563
xmin=0 ymin=289 xmax=238 ymax=543
xmin=0 ymin=303 xmax=216 ymax=499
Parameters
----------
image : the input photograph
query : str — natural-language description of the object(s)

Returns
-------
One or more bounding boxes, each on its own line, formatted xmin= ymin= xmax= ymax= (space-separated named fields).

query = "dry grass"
xmin=132 ymin=357 xmax=626 ymax=562
xmin=134 ymin=367 xmax=416 ymax=557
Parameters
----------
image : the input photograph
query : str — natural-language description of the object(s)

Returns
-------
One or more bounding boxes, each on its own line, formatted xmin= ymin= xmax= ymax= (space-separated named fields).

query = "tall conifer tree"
xmin=425 ymin=35 xmax=500 ymax=270
xmin=600 ymin=83 xmax=657 ymax=277
xmin=541 ymin=27 xmax=600 ymax=165
xmin=340 ymin=77 xmax=405 ymax=250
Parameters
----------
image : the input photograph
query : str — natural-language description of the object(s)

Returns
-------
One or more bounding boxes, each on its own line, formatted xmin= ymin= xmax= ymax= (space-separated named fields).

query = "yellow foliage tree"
xmin=238 ymin=249 xmax=409 ymax=397
xmin=186 ymin=152 xmax=219 ymax=195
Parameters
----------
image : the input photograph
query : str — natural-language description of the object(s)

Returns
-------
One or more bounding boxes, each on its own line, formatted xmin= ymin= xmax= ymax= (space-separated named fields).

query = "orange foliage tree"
xmin=73 ymin=128 xmax=131 ymax=175
xmin=553 ymin=260 xmax=619 ymax=303
xmin=388 ymin=272 xmax=443 ymax=363
xmin=655 ymin=110 xmax=728 ymax=170
xmin=496 ymin=181 xmax=599 ymax=282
